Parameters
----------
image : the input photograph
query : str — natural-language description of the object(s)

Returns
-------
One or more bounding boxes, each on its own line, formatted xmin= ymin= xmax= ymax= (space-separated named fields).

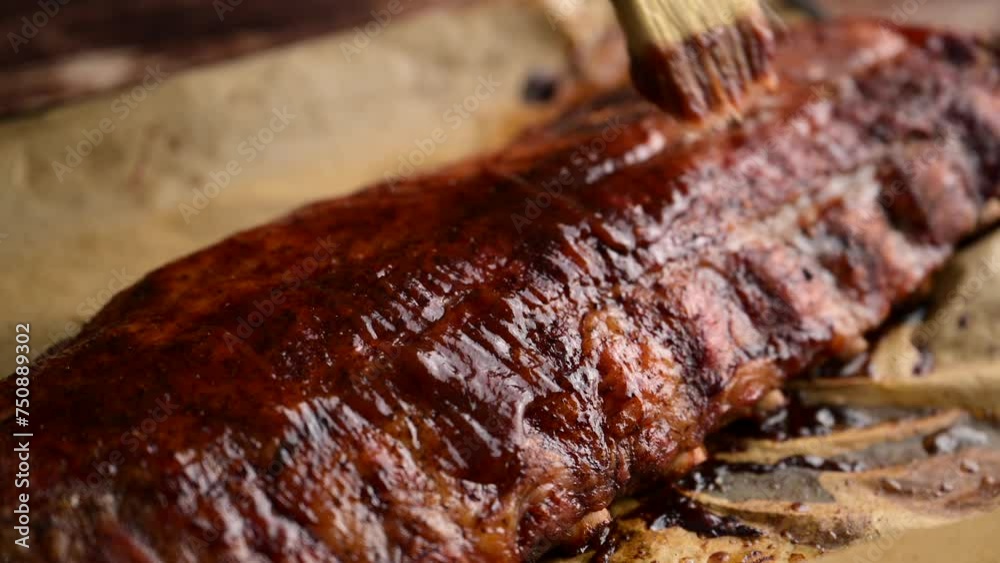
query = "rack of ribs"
xmin=1 ymin=19 xmax=998 ymax=563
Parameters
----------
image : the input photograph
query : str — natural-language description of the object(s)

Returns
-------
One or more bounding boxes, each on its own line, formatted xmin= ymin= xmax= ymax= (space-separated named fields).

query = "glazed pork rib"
xmin=3 ymin=20 xmax=999 ymax=562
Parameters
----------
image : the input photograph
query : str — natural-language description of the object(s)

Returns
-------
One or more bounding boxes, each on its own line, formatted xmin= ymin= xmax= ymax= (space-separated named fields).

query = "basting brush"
xmin=610 ymin=0 xmax=779 ymax=120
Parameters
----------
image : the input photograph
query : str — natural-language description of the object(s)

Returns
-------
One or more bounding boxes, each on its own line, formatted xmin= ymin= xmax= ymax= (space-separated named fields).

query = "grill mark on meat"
xmin=1 ymin=21 xmax=998 ymax=563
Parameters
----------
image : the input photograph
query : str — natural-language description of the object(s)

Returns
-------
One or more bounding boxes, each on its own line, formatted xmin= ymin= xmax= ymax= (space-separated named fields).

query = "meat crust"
xmin=1 ymin=20 xmax=998 ymax=563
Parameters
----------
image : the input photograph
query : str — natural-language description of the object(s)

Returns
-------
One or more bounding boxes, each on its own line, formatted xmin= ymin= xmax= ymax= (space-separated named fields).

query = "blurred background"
xmin=1 ymin=0 xmax=998 ymax=118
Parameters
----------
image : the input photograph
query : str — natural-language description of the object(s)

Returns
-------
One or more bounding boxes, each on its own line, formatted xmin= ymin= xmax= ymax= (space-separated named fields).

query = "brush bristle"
xmin=611 ymin=0 xmax=777 ymax=120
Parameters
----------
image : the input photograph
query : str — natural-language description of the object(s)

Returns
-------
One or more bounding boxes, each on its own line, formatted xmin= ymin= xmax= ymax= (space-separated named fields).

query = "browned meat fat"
xmin=1 ymin=21 xmax=998 ymax=563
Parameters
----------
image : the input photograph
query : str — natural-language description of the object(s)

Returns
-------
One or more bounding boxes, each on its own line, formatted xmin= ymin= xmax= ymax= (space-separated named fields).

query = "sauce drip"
xmin=633 ymin=487 xmax=762 ymax=538
xmin=718 ymin=392 xmax=876 ymax=444
xmin=584 ymin=487 xmax=761 ymax=563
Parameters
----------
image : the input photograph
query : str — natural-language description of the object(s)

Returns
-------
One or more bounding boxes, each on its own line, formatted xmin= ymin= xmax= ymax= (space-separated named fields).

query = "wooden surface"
xmin=0 ymin=0 xmax=424 ymax=70
xmin=0 ymin=0 xmax=464 ymax=117
xmin=2 ymin=0 xmax=995 ymax=119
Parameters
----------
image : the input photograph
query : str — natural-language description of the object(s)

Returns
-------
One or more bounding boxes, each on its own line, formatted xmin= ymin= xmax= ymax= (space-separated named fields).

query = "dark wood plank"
xmin=0 ymin=0 xmax=993 ymax=119
xmin=0 ymin=0 xmax=460 ymax=117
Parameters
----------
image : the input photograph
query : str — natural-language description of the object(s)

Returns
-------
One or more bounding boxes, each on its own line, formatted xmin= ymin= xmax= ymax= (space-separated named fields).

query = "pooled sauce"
xmin=584 ymin=487 xmax=760 ymax=563
xmin=585 ymin=525 xmax=623 ymax=563
xmin=680 ymin=456 xmax=866 ymax=494
xmin=582 ymin=448 xmax=864 ymax=560
xmin=633 ymin=487 xmax=762 ymax=538
xmin=923 ymin=425 xmax=990 ymax=455
xmin=717 ymin=392 xmax=876 ymax=444
xmin=629 ymin=15 xmax=775 ymax=120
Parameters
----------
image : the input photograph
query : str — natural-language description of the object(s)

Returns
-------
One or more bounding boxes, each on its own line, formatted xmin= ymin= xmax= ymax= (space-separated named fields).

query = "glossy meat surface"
xmin=2 ymin=21 xmax=999 ymax=563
